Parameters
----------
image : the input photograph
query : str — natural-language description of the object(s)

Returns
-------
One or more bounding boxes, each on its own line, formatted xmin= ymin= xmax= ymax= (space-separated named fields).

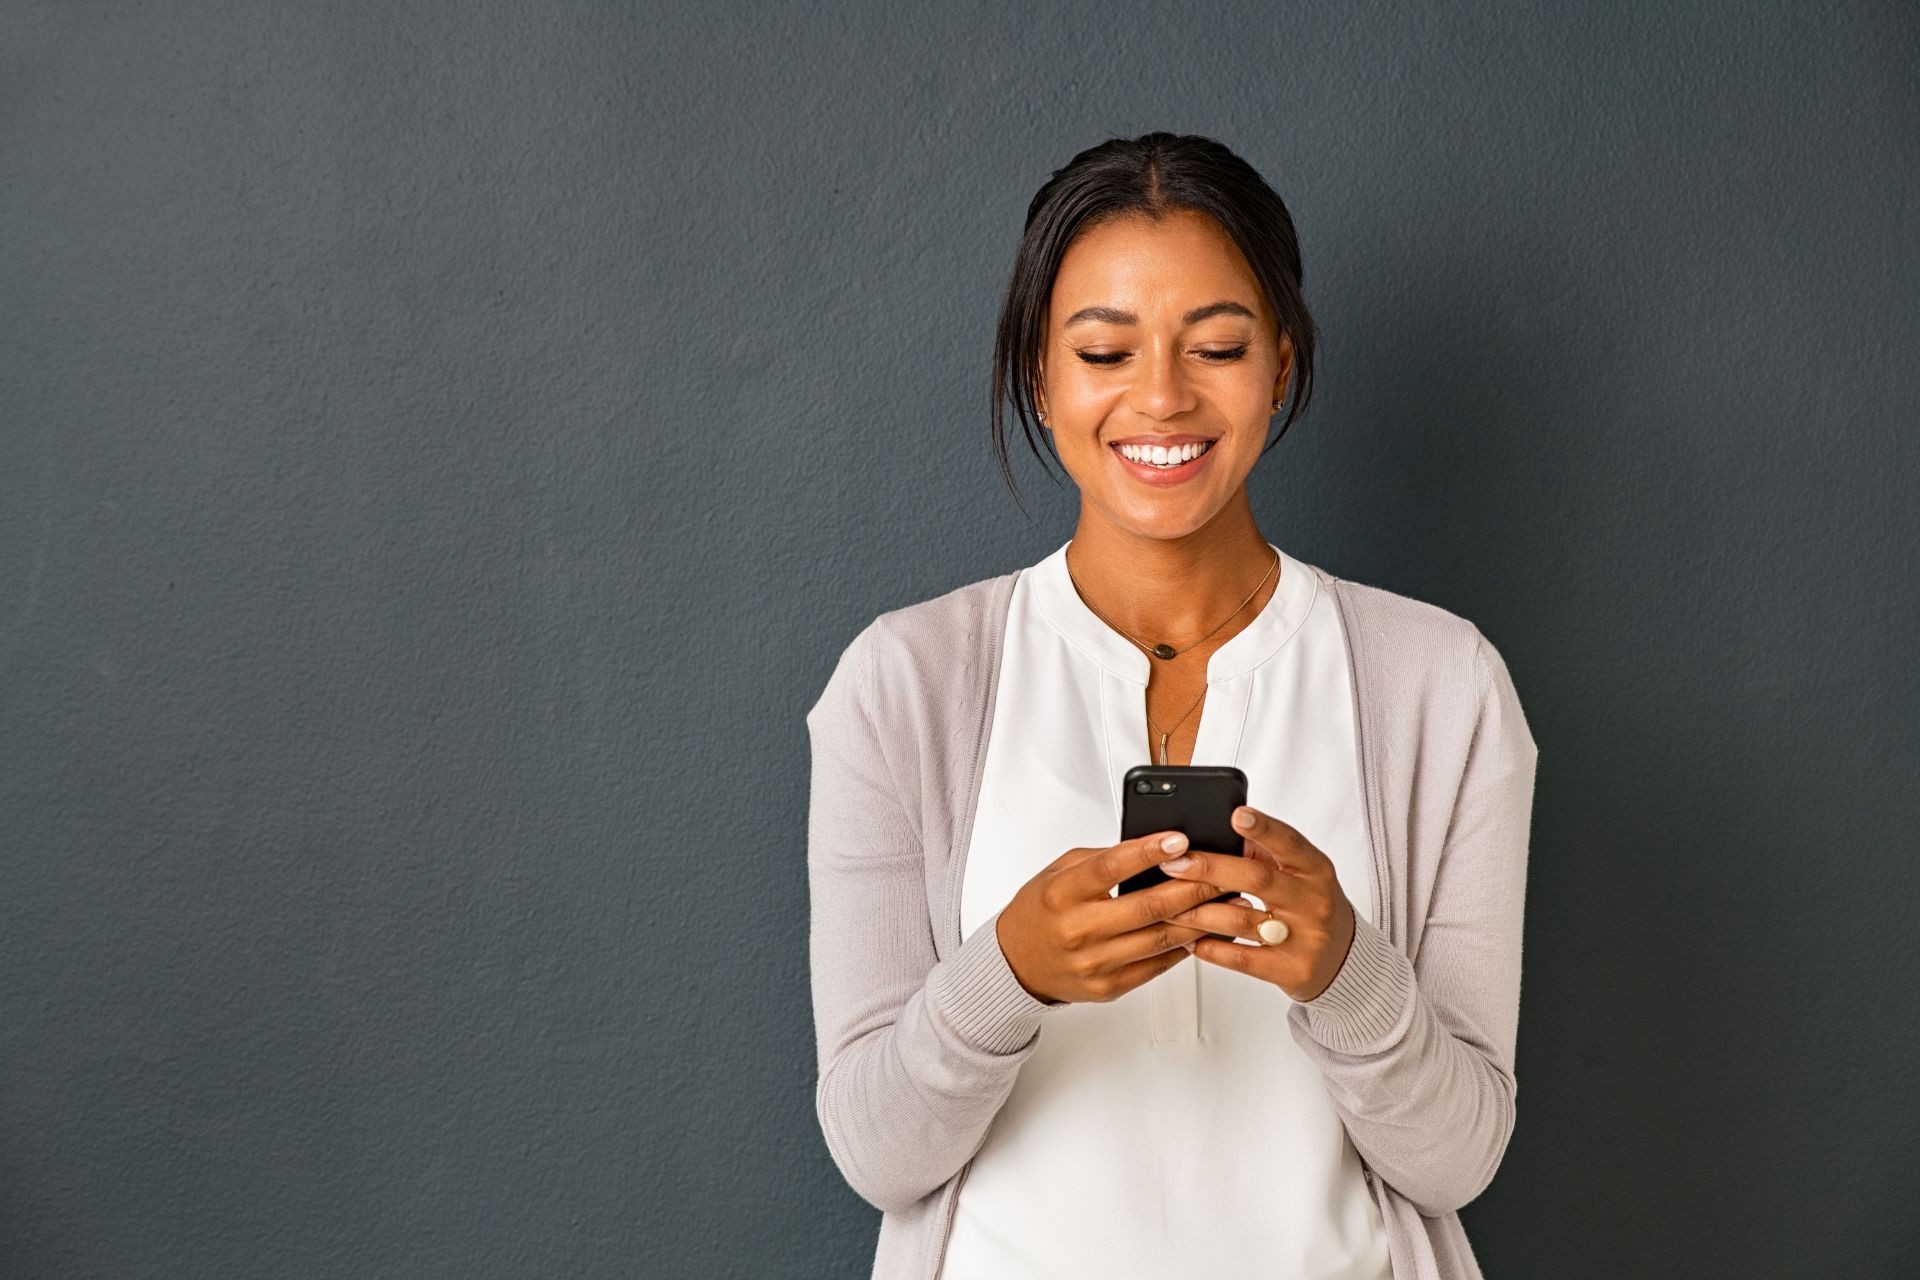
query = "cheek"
xmin=1052 ymin=371 xmax=1115 ymax=414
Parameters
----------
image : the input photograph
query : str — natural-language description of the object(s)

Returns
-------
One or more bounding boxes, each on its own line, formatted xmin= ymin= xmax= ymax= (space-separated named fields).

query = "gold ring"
xmin=1256 ymin=917 xmax=1290 ymax=946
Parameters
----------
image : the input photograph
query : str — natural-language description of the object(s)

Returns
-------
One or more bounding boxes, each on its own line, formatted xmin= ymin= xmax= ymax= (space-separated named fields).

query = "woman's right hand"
xmin=995 ymin=831 xmax=1222 ymax=1005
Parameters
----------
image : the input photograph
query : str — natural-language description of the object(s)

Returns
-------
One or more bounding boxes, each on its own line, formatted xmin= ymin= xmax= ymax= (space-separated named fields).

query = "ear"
xmin=1272 ymin=331 xmax=1297 ymax=403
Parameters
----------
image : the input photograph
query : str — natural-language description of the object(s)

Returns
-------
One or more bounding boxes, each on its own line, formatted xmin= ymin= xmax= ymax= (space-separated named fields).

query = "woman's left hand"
xmin=1160 ymin=804 xmax=1357 ymax=1003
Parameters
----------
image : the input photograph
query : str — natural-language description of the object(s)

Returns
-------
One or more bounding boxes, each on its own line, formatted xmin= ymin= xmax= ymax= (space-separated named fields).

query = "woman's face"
xmin=1037 ymin=208 xmax=1294 ymax=540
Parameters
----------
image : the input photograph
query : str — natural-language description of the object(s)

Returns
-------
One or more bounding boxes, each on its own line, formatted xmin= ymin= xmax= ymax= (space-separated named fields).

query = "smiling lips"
xmin=1110 ymin=439 xmax=1216 ymax=485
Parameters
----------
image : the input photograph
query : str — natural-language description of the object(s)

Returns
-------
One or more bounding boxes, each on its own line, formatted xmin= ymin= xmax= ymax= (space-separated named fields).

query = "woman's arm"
xmin=1284 ymin=628 xmax=1539 ymax=1217
xmin=805 ymin=620 xmax=1054 ymax=1214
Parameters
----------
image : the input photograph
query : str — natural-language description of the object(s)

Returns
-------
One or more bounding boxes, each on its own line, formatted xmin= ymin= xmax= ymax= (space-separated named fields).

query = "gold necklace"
xmin=1065 ymin=547 xmax=1280 ymax=765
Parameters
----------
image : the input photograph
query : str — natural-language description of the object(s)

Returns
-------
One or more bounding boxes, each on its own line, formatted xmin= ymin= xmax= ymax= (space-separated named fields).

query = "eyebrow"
xmin=1062 ymin=300 xmax=1257 ymax=328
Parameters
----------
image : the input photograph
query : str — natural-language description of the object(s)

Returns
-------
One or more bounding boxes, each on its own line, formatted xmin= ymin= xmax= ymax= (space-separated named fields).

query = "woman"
xmin=805 ymin=132 xmax=1539 ymax=1280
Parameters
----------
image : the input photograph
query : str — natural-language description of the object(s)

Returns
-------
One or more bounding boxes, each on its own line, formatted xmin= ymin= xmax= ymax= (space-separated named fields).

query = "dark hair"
xmin=991 ymin=132 xmax=1319 ymax=510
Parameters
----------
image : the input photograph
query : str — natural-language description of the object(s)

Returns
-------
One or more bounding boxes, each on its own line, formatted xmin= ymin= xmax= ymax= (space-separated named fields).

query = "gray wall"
xmin=3 ymin=2 xmax=1914 ymax=1276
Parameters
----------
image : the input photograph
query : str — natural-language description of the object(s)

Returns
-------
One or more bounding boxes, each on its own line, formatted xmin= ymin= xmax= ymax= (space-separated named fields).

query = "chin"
xmin=1111 ymin=501 xmax=1219 ymax=540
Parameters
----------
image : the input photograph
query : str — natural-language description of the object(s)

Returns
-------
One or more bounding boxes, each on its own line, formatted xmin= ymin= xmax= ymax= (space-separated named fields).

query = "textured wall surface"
xmin=2 ymin=2 xmax=1915 ymax=1276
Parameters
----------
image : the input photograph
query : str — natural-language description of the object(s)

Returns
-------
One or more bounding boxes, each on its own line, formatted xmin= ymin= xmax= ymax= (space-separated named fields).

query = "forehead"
xmin=1050 ymin=209 xmax=1264 ymax=321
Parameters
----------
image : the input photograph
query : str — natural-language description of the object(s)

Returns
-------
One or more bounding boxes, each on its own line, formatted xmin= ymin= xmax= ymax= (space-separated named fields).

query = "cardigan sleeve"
xmin=805 ymin=619 xmax=1056 ymax=1215
xmin=1283 ymin=626 xmax=1538 ymax=1217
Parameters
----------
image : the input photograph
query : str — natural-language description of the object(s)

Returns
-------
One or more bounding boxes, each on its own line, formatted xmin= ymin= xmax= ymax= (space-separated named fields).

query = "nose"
xmin=1127 ymin=341 xmax=1198 ymax=421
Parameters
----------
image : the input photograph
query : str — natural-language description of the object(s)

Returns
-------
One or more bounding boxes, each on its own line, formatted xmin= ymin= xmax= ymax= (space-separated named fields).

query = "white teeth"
xmin=1117 ymin=440 xmax=1212 ymax=466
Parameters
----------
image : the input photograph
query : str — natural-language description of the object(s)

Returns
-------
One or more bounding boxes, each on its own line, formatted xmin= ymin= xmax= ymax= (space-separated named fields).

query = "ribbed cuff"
xmin=926 ymin=910 xmax=1055 ymax=1055
xmin=1294 ymin=912 xmax=1417 ymax=1055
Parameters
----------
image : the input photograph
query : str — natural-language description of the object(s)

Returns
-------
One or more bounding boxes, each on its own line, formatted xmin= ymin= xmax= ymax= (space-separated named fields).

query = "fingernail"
xmin=1161 ymin=833 xmax=1187 ymax=853
xmin=1233 ymin=809 xmax=1255 ymax=829
xmin=1161 ymin=856 xmax=1193 ymax=873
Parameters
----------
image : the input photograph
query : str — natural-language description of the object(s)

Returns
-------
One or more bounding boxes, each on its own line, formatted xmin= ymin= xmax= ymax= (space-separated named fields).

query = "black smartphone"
xmin=1115 ymin=764 xmax=1248 ymax=915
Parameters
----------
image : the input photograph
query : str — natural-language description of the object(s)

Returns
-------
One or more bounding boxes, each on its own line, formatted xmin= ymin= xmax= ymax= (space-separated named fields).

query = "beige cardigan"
xmin=805 ymin=561 xmax=1540 ymax=1279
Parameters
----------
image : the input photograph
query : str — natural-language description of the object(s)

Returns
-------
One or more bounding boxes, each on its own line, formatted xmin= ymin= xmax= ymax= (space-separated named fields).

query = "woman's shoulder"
xmin=1311 ymin=562 xmax=1535 ymax=756
xmin=869 ymin=568 xmax=1020 ymax=658
xmin=1308 ymin=562 xmax=1515 ymax=703
xmin=1312 ymin=563 xmax=1479 ymax=644
xmin=862 ymin=571 xmax=1021 ymax=714
xmin=808 ymin=568 xmax=1021 ymax=728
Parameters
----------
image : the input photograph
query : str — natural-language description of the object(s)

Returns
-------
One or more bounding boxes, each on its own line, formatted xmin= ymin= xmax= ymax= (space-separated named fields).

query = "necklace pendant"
xmin=1150 ymin=643 xmax=1178 ymax=660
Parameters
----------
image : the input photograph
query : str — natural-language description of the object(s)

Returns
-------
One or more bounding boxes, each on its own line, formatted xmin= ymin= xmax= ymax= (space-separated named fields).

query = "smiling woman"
xmin=992 ymin=136 xmax=1318 ymax=510
xmin=1045 ymin=215 xmax=1287 ymax=503
xmin=806 ymin=132 xmax=1538 ymax=1280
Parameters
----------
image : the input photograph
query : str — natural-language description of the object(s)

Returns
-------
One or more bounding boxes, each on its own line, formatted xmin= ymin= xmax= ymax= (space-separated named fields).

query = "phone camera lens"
xmin=1134 ymin=780 xmax=1150 ymax=793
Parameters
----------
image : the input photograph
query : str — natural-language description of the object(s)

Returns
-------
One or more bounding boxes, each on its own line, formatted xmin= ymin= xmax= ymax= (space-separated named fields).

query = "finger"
xmin=1163 ymin=899 xmax=1274 ymax=944
xmin=1045 ymin=833 xmax=1166 ymax=874
xmin=1188 ymin=931 xmax=1287 ymax=982
xmin=1094 ymin=945 xmax=1192 ymax=1001
xmin=1039 ymin=839 xmax=1149 ymax=896
xmin=1076 ymin=829 xmax=1190 ymax=898
xmin=1098 ymin=873 xmax=1226 ymax=936
xmin=1042 ymin=844 xmax=1100 ymax=874
xmin=1081 ymin=915 xmax=1211 ymax=974
xmin=1158 ymin=845 xmax=1276 ymax=900
xmin=1230 ymin=805 xmax=1333 ymax=878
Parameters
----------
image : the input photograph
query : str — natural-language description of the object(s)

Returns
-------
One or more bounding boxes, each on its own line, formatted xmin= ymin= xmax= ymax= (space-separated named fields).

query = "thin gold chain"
xmin=1143 ymin=687 xmax=1207 ymax=766
xmin=1065 ymin=547 xmax=1280 ymax=764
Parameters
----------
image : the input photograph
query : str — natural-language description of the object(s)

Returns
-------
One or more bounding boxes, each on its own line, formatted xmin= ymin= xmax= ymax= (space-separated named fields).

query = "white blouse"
xmin=938 ymin=538 xmax=1393 ymax=1280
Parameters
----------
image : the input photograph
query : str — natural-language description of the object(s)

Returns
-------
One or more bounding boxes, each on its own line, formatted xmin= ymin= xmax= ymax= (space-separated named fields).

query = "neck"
xmin=1064 ymin=494 xmax=1277 ymax=645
